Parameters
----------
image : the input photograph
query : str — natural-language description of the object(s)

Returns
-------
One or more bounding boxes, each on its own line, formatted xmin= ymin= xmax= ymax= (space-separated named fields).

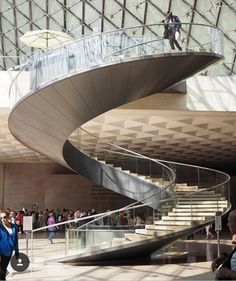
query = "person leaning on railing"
xmin=212 ymin=210 xmax=236 ymax=280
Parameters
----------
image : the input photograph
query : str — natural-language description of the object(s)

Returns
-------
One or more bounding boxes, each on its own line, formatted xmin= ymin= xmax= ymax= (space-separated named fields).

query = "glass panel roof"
xmin=0 ymin=0 xmax=235 ymax=75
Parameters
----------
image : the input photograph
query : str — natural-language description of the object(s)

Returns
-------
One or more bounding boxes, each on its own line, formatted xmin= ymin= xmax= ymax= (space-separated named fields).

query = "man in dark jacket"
xmin=0 ymin=210 xmax=19 ymax=280
xmin=164 ymin=11 xmax=182 ymax=51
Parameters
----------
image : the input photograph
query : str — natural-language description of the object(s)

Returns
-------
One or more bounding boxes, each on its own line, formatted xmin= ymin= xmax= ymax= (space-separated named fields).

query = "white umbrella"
xmin=20 ymin=30 xmax=73 ymax=49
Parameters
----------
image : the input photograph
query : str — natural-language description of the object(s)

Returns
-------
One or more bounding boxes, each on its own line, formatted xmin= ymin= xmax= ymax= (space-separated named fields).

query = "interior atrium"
xmin=0 ymin=0 xmax=236 ymax=280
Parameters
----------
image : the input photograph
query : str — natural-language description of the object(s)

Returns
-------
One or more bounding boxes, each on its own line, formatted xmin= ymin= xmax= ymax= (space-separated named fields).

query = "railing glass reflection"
xmin=9 ymin=23 xmax=223 ymax=106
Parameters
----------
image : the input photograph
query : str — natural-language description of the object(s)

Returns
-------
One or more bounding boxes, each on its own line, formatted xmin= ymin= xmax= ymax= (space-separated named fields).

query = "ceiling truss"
xmin=0 ymin=0 xmax=235 ymax=75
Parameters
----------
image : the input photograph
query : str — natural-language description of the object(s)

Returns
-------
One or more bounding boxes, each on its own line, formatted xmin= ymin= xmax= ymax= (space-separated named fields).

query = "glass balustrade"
xmin=9 ymin=23 xmax=223 ymax=107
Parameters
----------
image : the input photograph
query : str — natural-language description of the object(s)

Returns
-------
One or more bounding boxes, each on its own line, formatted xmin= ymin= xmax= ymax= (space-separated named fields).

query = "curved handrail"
xmin=72 ymin=126 xmax=177 ymax=210
xmin=78 ymin=126 xmax=175 ymax=180
xmin=68 ymin=125 xmax=230 ymax=216
xmin=73 ymin=126 xmax=230 ymax=189
xmin=8 ymin=23 xmax=224 ymax=106
xmin=75 ymin=140 xmax=230 ymax=199
xmin=8 ymin=63 xmax=29 ymax=108
xmin=64 ymin=126 xmax=230 ymax=262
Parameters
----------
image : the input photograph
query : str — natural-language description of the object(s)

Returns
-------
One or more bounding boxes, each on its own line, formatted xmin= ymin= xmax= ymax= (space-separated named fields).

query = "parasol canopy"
xmin=20 ymin=29 xmax=73 ymax=49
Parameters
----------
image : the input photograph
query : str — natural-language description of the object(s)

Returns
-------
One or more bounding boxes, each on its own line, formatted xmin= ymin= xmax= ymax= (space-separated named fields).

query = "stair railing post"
xmin=190 ymin=195 xmax=193 ymax=223
xmin=76 ymin=227 xmax=79 ymax=250
xmin=197 ymin=167 xmax=200 ymax=189
xmin=65 ymin=228 xmax=69 ymax=256
xmin=215 ymin=211 xmax=222 ymax=257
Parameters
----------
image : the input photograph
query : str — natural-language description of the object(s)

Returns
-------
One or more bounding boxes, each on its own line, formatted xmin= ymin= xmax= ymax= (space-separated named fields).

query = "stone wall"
xmin=1 ymin=162 xmax=133 ymax=212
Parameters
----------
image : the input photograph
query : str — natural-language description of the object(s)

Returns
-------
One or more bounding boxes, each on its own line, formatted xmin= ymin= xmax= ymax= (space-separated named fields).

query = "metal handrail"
xmin=70 ymin=126 xmax=230 ymax=231
xmin=8 ymin=22 xmax=224 ymax=105
xmin=76 ymin=126 xmax=230 ymax=191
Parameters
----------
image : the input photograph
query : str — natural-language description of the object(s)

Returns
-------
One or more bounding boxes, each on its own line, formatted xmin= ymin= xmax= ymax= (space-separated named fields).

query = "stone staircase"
xmin=73 ymin=185 xmax=228 ymax=255
xmin=97 ymin=158 xmax=171 ymax=187
xmin=113 ymin=184 xmax=228 ymax=245
xmin=67 ymin=158 xmax=228 ymax=255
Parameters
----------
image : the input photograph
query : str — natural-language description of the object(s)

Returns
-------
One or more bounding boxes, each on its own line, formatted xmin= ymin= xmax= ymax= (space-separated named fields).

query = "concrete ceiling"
xmin=69 ymin=102 xmax=236 ymax=169
xmin=2 ymin=91 xmax=236 ymax=170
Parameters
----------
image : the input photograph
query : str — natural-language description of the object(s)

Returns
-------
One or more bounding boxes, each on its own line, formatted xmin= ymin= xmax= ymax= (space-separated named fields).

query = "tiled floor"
xmin=6 ymin=234 xmax=233 ymax=281
xmin=8 ymin=260 xmax=215 ymax=281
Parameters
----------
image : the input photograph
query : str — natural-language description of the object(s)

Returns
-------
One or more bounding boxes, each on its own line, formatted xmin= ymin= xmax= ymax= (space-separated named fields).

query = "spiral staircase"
xmin=8 ymin=24 xmax=231 ymax=263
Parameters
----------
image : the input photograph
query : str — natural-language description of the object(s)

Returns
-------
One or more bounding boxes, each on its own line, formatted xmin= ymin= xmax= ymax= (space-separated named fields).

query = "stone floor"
xmin=6 ymin=232 xmax=234 ymax=281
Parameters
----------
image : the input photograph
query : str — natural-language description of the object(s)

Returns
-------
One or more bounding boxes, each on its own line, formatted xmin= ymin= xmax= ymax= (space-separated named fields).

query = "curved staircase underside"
xmin=9 ymin=52 xmax=222 ymax=168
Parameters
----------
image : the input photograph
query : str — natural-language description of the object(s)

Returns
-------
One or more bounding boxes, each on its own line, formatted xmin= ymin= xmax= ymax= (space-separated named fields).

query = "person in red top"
xmin=16 ymin=210 xmax=24 ymax=234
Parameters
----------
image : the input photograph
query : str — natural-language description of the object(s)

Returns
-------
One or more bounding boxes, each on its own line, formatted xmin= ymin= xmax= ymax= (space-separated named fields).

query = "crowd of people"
xmin=2 ymin=205 xmax=236 ymax=279
xmin=0 ymin=207 xmax=146 ymax=234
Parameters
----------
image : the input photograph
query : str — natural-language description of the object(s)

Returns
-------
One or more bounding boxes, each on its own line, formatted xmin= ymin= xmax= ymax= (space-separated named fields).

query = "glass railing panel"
xmin=28 ymin=160 xmax=230 ymax=263
xmin=72 ymin=127 xmax=175 ymax=202
xmin=30 ymin=225 xmax=67 ymax=263
xmin=9 ymin=23 xmax=224 ymax=107
xmin=64 ymin=202 xmax=178 ymax=257
xmin=71 ymin=125 xmax=231 ymax=218
xmin=160 ymin=160 xmax=231 ymax=218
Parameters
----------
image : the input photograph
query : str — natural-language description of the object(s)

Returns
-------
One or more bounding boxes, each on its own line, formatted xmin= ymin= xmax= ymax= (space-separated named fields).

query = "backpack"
xmin=172 ymin=15 xmax=181 ymax=29
xmin=163 ymin=24 xmax=171 ymax=39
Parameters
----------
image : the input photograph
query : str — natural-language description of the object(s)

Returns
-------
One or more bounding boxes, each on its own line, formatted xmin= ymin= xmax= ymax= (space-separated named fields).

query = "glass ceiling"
xmin=0 ymin=0 xmax=235 ymax=76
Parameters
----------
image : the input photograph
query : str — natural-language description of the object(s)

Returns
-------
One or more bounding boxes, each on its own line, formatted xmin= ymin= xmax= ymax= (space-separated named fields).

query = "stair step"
xmin=177 ymin=201 xmax=227 ymax=205
xmin=168 ymin=212 xmax=215 ymax=216
xmin=177 ymin=197 xmax=225 ymax=201
xmin=176 ymin=191 xmax=216 ymax=195
xmin=137 ymin=175 xmax=146 ymax=179
xmin=150 ymin=178 xmax=161 ymax=182
xmin=146 ymin=223 xmax=190 ymax=230
xmin=177 ymin=196 xmax=225 ymax=202
xmin=144 ymin=179 xmax=153 ymax=182
xmin=111 ymin=238 xmax=128 ymax=247
xmin=114 ymin=167 xmax=122 ymax=170
xmin=152 ymin=182 xmax=160 ymax=186
xmin=124 ymin=233 xmax=153 ymax=242
xmin=176 ymin=204 xmax=227 ymax=208
xmin=135 ymin=228 xmax=174 ymax=236
xmin=177 ymin=194 xmax=222 ymax=198
xmin=175 ymin=186 xmax=198 ymax=191
xmin=162 ymin=216 xmax=205 ymax=221
xmin=172 ymin=207 xmax=224 ymax=212
xmin=122 ymin=170 xmax=131 ymax=174
xmin=154 ymin=220 xmax=191 ymax=226
xmin=135 ymin=228 xmax=158 ymax=236
xmin=176 ymin=183 xmax=188 ymax=187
